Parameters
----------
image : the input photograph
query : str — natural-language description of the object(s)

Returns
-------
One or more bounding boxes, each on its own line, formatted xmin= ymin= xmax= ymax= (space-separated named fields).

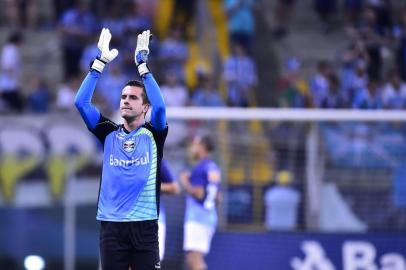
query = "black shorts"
xmin=99 ymin=220 xmax=160 ymax=270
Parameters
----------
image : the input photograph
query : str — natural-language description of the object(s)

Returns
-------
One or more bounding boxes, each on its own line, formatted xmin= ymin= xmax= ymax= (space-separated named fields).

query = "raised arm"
xmin=134 ymin=30 xmax=166 ymax=131
xmin=74 ymin=28 xmax=119 ymax=130
xmin=144 ymin=73 xmax=166 ymax=131
xmin=74 ymin=70 xmax=101 ymax=130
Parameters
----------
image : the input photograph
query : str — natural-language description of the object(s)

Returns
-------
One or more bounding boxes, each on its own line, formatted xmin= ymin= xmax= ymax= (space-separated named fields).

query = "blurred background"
xmin=1 ymin=0 xmax=406 ymax=269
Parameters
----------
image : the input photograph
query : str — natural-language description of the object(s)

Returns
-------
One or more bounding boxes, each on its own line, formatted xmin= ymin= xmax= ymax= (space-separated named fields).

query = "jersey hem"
xmin=96 ymin=217 xmax=158 ymax=222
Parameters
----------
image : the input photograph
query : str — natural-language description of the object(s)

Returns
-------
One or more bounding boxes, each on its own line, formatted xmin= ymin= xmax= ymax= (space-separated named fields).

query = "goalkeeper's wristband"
xmin=137 ymin=63 xmax=150 ymax=77
xmin=91 ymin=58 xmax=107 ymax=73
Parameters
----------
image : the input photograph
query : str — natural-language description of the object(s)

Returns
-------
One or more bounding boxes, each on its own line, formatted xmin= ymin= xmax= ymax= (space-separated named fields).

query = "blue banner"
xmin=207 ymin=232 xmax=406 ymax=270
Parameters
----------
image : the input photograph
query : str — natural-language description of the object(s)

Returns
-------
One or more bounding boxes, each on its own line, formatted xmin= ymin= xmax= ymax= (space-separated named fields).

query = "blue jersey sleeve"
xmin=143 ymin=73 xmax=166 ymax=131
xmin=74 ymin=70 xmax=101 ymax=130
xmin=161 ymin=160 xmax=175 ymax=183
xmin=190 ymin=162 xmax=208 ymax=187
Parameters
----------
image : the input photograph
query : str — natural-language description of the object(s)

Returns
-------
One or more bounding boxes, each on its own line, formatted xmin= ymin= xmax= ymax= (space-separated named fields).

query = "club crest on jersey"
xmin=116 ymin=132 xmax=126 ymax=140
xmin=123 ymin=139 xmax=136 ymax=152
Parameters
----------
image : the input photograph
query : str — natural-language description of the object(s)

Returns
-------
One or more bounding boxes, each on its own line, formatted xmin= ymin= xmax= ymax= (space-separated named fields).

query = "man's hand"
xmin=91 ymin=28 xmax=119 ymax=73
xmin=180 ymin=171 xmax=205 ymax=200
xmin=180 ymin=171 xmax=191 ymax=190
xmin=134 ymin=30 xmax=152 ymax=77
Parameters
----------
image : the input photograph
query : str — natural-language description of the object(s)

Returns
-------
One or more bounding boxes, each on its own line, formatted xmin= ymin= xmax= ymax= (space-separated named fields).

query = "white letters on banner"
xmin=292 ymin=241 xmax=405 ymax=270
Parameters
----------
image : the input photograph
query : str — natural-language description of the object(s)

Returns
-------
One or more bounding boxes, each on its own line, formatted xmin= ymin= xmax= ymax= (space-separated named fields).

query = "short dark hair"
xmin=125 ymin=80 xmax=150 ymax=104
xmin=199 ymin=135 xmax=214 ymax=152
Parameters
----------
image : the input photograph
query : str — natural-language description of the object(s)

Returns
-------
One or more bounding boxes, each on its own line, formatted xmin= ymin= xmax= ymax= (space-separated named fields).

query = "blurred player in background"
xmin=75 ymin=28 xmax=167 ymax=270
xmin=180 ymin=135 xmax=222 ymax=270
xmin=159 ymin=159 xmax=180 ymax=261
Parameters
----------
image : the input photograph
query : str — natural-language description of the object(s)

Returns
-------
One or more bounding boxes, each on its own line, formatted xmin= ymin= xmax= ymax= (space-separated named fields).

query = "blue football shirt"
xmin=185 ymin=159 xmax=221 ymax=227
xmin=91 ymin=116 xmax=168 ymax=221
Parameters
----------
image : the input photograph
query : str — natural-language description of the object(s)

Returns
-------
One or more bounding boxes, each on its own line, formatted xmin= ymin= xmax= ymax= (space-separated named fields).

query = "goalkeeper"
xmin=74 ymin=28 xmax=167 ymax=270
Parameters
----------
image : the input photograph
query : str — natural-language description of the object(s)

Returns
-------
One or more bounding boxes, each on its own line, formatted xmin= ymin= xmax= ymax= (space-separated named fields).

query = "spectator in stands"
xmin=381 ymin=69 xmax=406 ymax=109
xmin=136 ymin=0 xmax=158 ymax=21
xmin=394 ymin=8 xmax=406 ymax=81
xmin=5 ymin=0 xmax=39 ymax=29
xmin=366 ymin=0 xmax=392 ymax=32
xmin=224 ymin=0 xmax=256 ymax=53
xmin=26 ymin=74 xmax=50 ymax=113
xmin=223 ymin=42 xmax=258 ymax=107
xmin=58 ymin=0 xmax=98 ymax=79
xmin=313 ymin=0 xmax=337 ymax=33
xmin=160 ymin=71 xmax=189 ymax=148
xmin=276 ymin=57 xmax=309 ymax=108
xmin=160 ymin=71 xmax=189 ymax=107
xmin=171 ymin=0 xmax=197 ymax=39
xmin=124 ymin=0 xmax=156 ymax=35
xmin=55 ymin=76 xmax=80 ymax=112
xmin=349 ymin=60 xmax=369 ymax=101
xmin=101 ymin=3 xmax=126 ymax=46
xmin=344 ymin=0 xmax=363 ymax=26
xmin=320 ymin=73 xmax=348 ymax=108
xmin=272 ymin=0 xmax=297 ymax=40
xmin=52 ymin=0 xmax=75 ymax=22
xmin=352 ymin=79 xmax=383 ymax=109
xmin=0 ymin=31 xmax=24 ymax=113
xmin=351 ymin=6 xmax=387 ymax=81
xmin=158 ymin=26 xmax=189 ymax=83
xmin=264 ymin=170 xmax=301 ymax=231
xmin=339 ymin=39 xmax=370 ymax=97
xmin=310 ymin=60 xmax=331 ymax=108
xmin=191 ymin=71 xmax=225 ymax=107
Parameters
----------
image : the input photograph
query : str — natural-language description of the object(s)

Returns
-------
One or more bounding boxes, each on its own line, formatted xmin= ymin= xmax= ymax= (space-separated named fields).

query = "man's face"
xmin=190 ymin=137 xmax=203 ymax=160
xmin=120 ymin=85 xmax=149 ymax=120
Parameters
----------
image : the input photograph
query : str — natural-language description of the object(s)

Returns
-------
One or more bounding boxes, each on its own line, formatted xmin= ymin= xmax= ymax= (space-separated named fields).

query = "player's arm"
xmin=161 ymin=182 xmax=180 ymax=195
xmin=144 ymin=74 xmax=166 ymax=131
xmin=160 ymin=160 xmax=180 ymax=195
xmin=74 ymin=70 xmax=101 ymax=130
xmin=134 ymin=30 xmax=166 ymax=131
xmin=180 ymin=172 xmax=205 ymax=200
xmin=75 ymin=28 xmax=118 ymax=130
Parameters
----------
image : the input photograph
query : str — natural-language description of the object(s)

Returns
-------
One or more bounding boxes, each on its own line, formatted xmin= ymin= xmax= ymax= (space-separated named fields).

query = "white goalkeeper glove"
xmin=134 ymin=30 xmax=152 ymax=77
xmin=91 ymin=28 xmax=119 ymax=73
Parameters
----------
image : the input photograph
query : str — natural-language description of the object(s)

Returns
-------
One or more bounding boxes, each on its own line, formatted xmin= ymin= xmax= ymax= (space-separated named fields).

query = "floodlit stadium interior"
xmin=0 ymin=0 xmax=406 ymax=269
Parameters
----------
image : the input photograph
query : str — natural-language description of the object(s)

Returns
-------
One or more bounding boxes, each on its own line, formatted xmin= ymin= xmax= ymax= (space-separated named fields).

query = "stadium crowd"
xmin=0 ymin=0 xmax=257 ymax=115
xmin=275 ymin=0 xmax=406 ymax=110
xmin=1 ymin=0 xmax=406 ymax=115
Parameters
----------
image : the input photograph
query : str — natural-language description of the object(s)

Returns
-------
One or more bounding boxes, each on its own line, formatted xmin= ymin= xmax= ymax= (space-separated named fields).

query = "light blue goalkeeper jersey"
xmin=75 ymin=70 xmax=167 ymax=222
xmin=93 ymin=119 xmax=167 ymax=221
